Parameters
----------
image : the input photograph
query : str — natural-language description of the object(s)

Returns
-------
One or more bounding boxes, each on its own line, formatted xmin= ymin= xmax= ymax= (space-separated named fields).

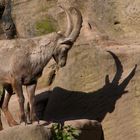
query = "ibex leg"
xmin=2 ymin=93 xmax=18 ymax=126
xmin=12 ymin=80 xmax=26 ymax=124
xmin=0 ymin=111 xmax=3 ymax=130
xmin=26 ymin=83 xmax=38 ymax=123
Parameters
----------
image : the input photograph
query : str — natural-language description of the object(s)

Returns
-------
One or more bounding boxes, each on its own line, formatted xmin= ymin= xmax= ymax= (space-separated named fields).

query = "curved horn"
xmin=59 ymin=6 xmax=73 ymax=37
xmin=67 ymin=7 xmax=82 ymax=42
xmin=61 ymin=7 xmax=83 ymax=44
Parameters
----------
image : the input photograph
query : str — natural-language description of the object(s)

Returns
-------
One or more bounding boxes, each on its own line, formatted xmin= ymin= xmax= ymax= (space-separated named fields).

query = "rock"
xmin=65 ymin=119 xmax=104 ymax=140
xmin=10 ymin=0 xmax=140 ymax=41
xmin=43 ymin=43 xmax=140 ymax=140
xmin=0 ymin=125 xmax=51 ymax=140
xmin=0 ymin=120 xmax=103 ymax=140
xmin=0 ymin=1 xmax=139 ymax=140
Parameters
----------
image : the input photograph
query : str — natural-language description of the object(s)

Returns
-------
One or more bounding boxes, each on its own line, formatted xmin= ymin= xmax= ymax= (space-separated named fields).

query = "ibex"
xmin=0 ymin=6 xmax=82 ymax=129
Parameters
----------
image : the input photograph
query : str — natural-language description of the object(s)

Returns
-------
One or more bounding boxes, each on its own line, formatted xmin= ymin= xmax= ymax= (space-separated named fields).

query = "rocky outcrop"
xmin=65 ymin=119 xmax=104 ymax=140
xmin=0 ymin=119 xmax=103 ymax=140
xmin=0 ymin=125 xmax=51 ymax=140
xmin=48 ymin=44 xmax=140 ymax=140
xmin=0 ymin=1 xmax=140 ymax=140
xmin=11 ymin=0 xmax=140 ymax=41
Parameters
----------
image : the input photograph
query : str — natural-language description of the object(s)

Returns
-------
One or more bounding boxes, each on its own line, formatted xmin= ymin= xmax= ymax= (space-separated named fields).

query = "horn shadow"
xmin=34 ymin=51 xmax=137 ymax=123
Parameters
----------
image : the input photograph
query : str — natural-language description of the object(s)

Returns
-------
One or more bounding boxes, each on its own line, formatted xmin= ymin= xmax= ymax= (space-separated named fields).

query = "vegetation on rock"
xmin=35 ymin=17 xmax=57 ymax=35
xmin=51 ymin=123 xmax=80 ymax=140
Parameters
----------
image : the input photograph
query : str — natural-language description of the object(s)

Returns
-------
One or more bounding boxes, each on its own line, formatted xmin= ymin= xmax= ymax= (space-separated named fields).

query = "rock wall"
xmin=0 ymin=0 xmax=140 ymax=140
xmin=11 ymin=0 xmax=140 ymax=41
xmin=43 ymin=43 xmax=140 ymax=140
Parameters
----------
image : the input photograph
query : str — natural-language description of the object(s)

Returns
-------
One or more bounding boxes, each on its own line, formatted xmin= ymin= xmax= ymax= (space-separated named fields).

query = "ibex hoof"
xmin=8 ymin=120 xmax=19 ymax=127
xmin=26 ymin=114 xmax=39 ymax=125
xmin=0 ymin=125 xmax=3 ymax=131
xmin=31 ymin=116 xmax=40 ymax=125
xmin=20 ymin=114 xmax=27 ymax=125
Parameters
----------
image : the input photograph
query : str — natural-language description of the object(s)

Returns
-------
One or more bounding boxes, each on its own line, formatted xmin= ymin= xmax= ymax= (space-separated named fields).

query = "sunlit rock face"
xmin=11 ymin=0 xmax=140 ymax=41
xmin=0 ymin=1 xmax=140 ymax=140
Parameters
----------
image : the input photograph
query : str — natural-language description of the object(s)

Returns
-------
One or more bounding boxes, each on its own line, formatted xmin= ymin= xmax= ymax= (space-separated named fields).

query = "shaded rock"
xmin=65 ymin=119 xmax=104 ymax=140
xmin=41 ymin=43 xmax=140 ymax=140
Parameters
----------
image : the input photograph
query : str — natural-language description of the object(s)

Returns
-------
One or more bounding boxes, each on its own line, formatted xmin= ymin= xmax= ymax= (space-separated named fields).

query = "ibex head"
xmin=53 ymin=6 xmax=82 ymax=67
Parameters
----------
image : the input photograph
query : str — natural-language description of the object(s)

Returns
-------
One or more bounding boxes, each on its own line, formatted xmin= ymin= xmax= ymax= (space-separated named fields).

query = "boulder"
xmin=0 ymin=125 xmax=51 ymax=140
xmin=65 ymin=119 xmax=104 ymax=140
xmin=0 ymin=119 xmax=103 ymax=140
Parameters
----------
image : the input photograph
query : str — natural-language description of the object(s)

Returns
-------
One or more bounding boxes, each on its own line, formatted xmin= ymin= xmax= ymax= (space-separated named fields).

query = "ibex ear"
xmin=60 ymin=38 xmax=73 ymax=45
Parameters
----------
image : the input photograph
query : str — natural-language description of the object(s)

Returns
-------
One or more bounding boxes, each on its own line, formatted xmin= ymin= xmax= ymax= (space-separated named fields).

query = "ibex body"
xmin=0 ymin=7 xmax=82 ymax=128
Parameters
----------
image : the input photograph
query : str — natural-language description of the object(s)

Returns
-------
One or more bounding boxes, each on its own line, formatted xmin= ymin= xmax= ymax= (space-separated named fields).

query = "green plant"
xmin=0 ymin=86 xmax=3 ymax=101
xmin=35 ymin=17 xmax=57 ymax=35
xmin=51 ymin=123 xmax=80 ymax=140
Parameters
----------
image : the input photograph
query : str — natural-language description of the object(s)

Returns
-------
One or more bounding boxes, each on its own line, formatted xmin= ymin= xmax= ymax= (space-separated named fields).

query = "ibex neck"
xmin=30 ymin=34 xmax=58 ymax=69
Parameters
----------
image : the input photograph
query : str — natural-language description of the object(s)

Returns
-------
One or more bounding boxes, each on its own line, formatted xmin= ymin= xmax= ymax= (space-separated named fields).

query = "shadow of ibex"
xmin=34 ymin=51 xmax=137 ymax=123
